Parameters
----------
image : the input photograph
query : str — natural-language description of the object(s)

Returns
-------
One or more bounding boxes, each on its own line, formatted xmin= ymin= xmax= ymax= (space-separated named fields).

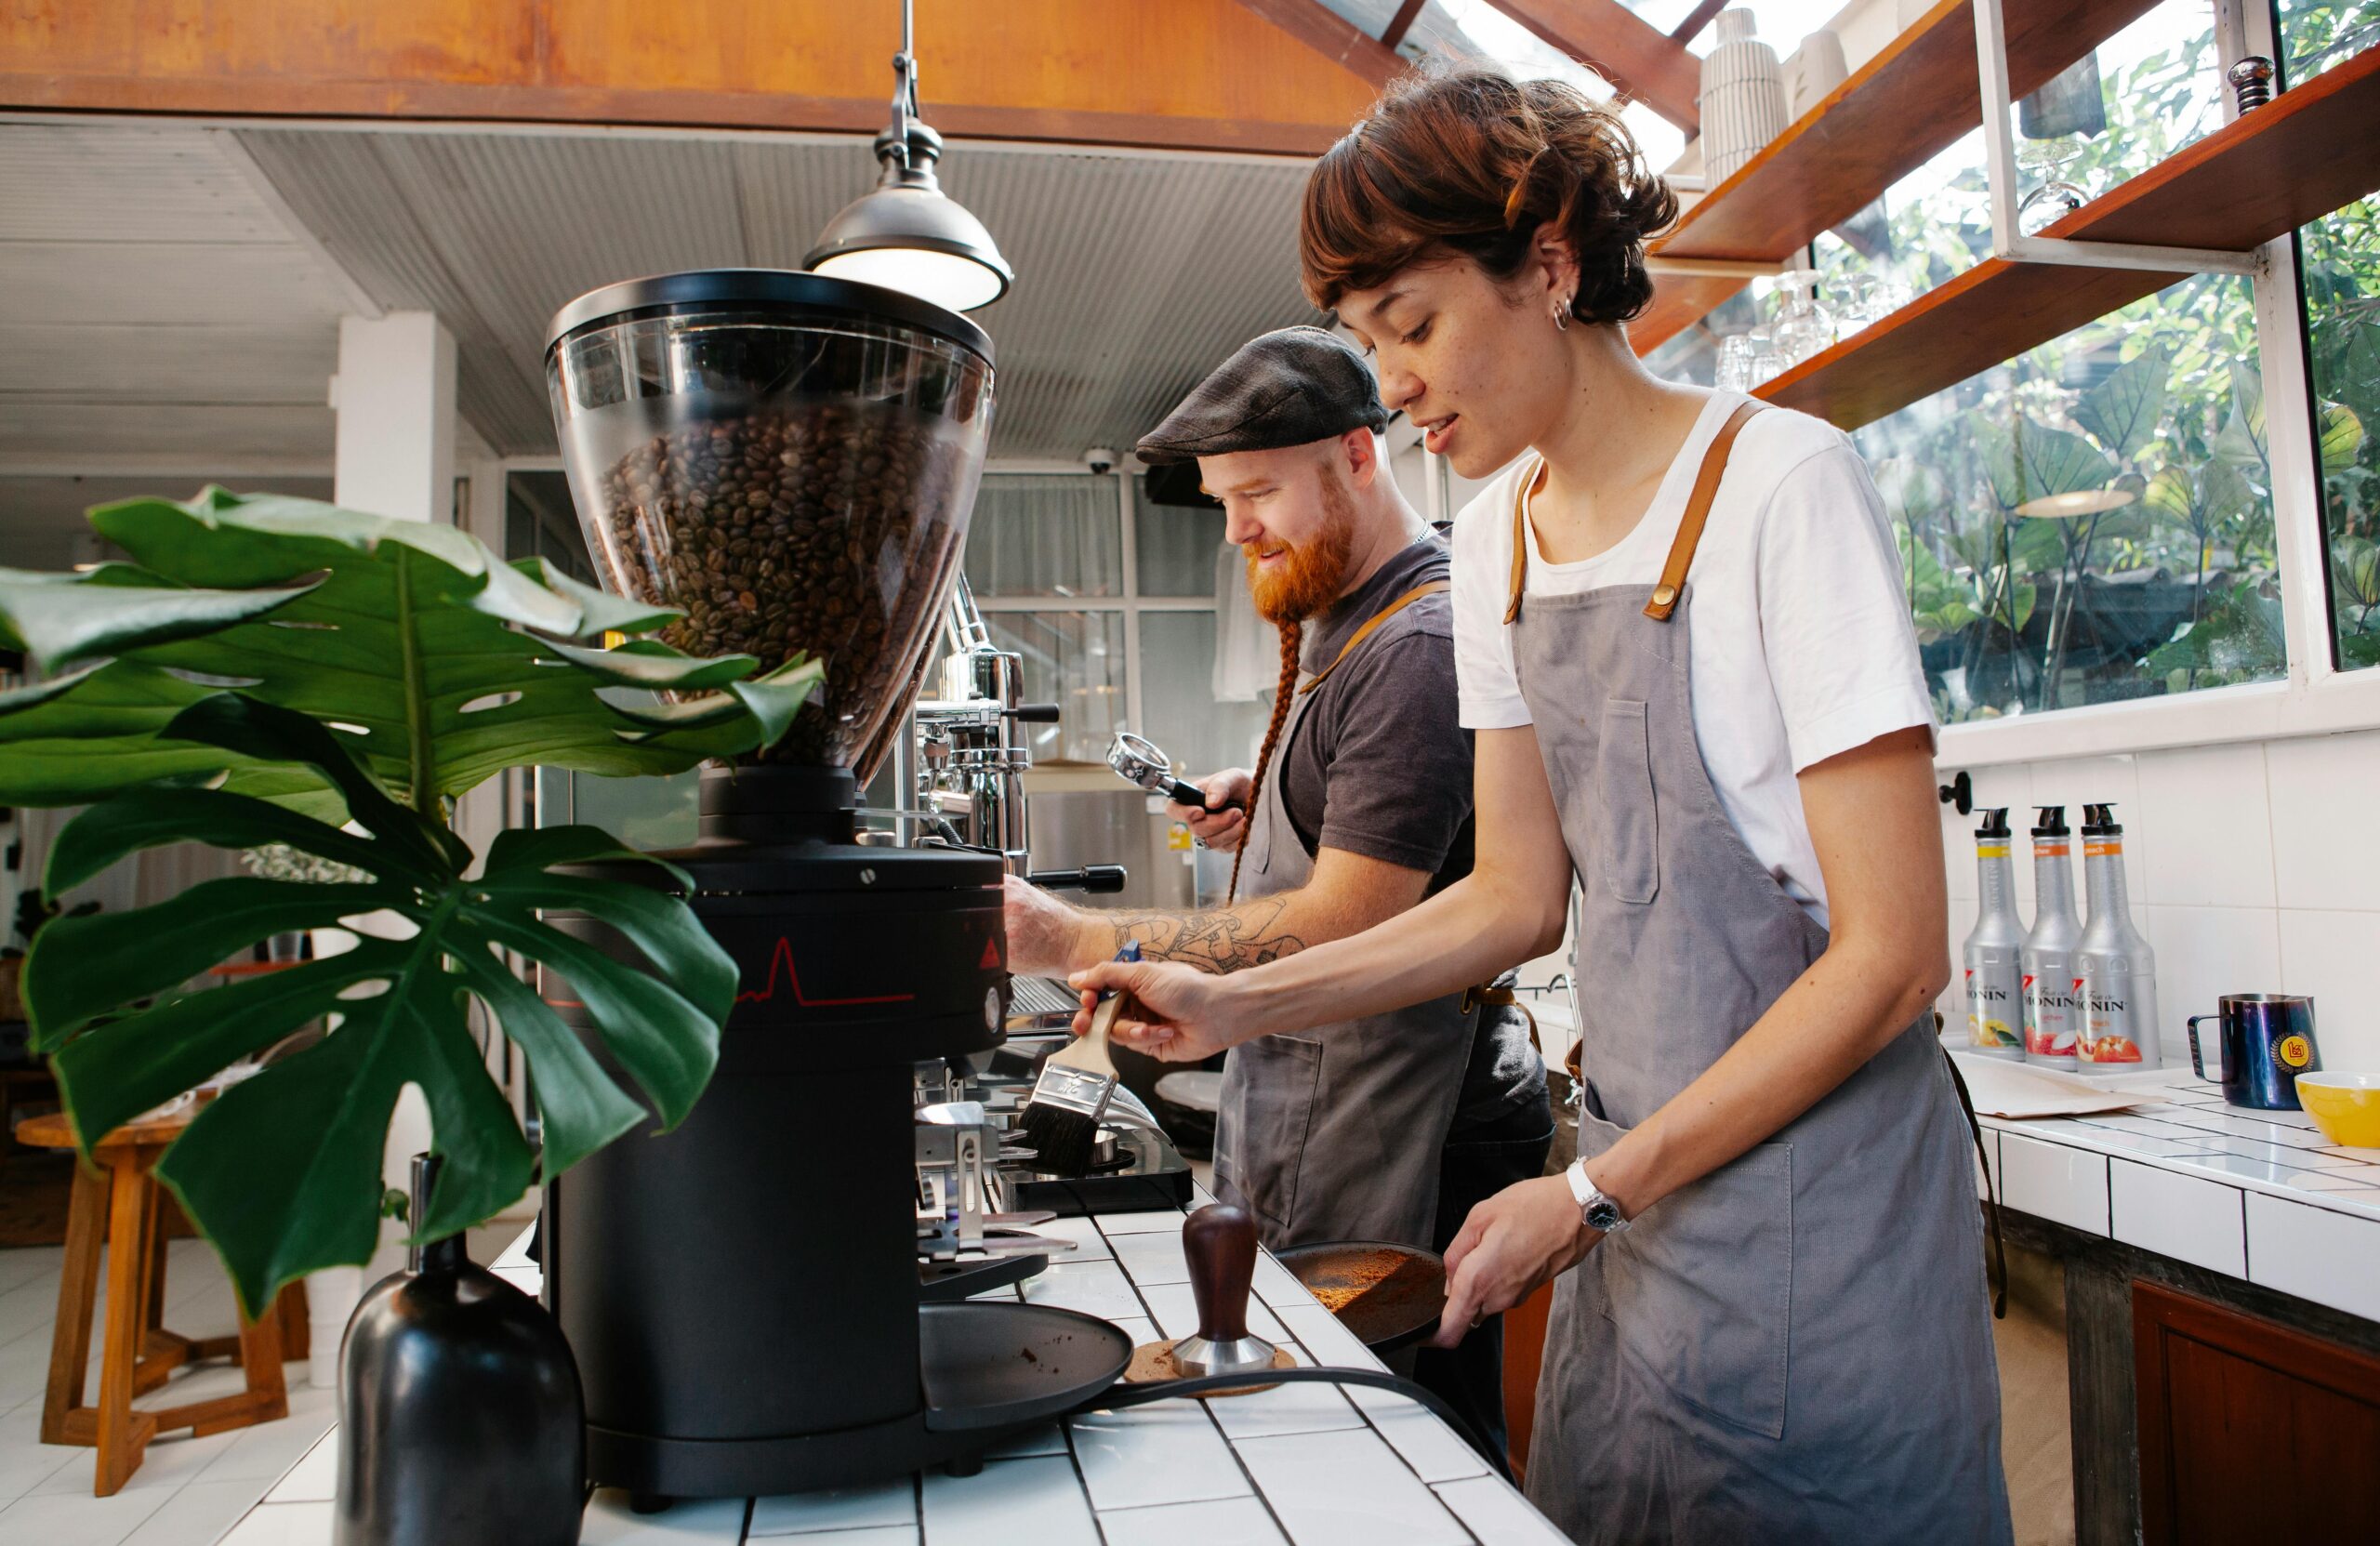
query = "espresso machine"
xmin=538 ymin=270 xmax=1132 ymax=1503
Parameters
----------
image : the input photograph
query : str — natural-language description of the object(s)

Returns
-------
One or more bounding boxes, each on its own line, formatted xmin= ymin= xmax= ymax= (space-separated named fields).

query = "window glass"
xmin=2278 ymin=4 xmax=2380 ymax=668
xmin=1138 ymin=612 xmax=1275 ymax=780
xmin=1134 ymin=476 xmax=1230 ymax=599
xmin=961 ymin=473 xmax=1122 ymax=600
xmin=1850 ymin=273 xmax=2285 ymax=720
xmin=981 ymin=611 xmax=1127 ymax=764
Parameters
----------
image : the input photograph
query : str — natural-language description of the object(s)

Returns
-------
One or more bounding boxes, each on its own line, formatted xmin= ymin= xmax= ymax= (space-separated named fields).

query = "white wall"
xmin=1937 ymin=730 xmax=2380 ymax=1075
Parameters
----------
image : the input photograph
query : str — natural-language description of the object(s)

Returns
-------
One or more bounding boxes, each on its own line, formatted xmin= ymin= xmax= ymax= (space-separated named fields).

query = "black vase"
xmin=337 ymin=1155 xmax=586 ymax=1546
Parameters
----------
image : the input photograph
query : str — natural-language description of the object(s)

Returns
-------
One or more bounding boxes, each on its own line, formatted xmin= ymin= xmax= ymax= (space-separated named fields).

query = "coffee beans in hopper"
xmin=593 ymin=403 xmax=969 ymax=769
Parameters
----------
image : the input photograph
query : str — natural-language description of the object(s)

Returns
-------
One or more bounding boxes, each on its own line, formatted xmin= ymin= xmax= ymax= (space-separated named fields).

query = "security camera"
xmin=1083 ymin=447 xmax=1118 ymax=475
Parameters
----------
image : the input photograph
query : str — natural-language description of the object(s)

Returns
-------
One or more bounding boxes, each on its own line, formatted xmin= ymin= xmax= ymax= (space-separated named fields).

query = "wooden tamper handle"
xmin=1183 ymin=1203 xmax=1258 ymax=1343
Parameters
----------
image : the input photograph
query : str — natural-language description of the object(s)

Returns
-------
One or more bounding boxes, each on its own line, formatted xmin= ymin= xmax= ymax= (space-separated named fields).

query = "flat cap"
xmin=1135 ymin=325 xmax=1388 ymax=467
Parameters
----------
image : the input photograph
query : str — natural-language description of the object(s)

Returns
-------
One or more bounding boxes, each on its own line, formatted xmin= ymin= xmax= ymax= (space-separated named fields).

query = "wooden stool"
xmin=22 ymin=1107 xmax=304 ymax=1496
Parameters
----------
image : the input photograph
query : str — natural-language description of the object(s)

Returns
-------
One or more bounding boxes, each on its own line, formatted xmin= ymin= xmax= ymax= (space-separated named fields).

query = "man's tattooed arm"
xmin=1093 ymin=896 xmax=1311 ymax=973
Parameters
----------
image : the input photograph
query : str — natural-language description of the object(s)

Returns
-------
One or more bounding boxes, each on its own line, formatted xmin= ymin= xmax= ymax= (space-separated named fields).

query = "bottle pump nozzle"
xmin=2032 ymin=806 xmax=2069 ymax=837
xmin=1974 ymin=807 xmax=2012 ymax=839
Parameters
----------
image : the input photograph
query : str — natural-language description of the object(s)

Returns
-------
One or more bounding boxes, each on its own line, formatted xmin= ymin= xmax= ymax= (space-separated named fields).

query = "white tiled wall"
xmin=1939 ymin=729 xmax=2380 ymax=1073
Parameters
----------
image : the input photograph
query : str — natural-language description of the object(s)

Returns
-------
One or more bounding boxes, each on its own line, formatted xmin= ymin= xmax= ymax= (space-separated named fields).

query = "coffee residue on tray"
xmin=1311 ymin=1250 xmax=1406 ymax=1313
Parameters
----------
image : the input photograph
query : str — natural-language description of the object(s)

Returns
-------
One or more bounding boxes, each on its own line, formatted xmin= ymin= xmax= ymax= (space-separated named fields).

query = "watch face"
xmin=1586 ymin=1199 xmax=1624 ymax=1232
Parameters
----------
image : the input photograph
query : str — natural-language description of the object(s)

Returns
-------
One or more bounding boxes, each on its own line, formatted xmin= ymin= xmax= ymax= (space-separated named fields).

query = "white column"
xmin=331 ymin=312 xmax=457 ymax=525
xmin=324 ymin=311 xmax=460 ymax=1309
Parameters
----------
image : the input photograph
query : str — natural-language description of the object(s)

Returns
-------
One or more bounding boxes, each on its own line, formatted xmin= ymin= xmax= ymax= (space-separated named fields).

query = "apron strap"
xmin=1297 ymin=582 xmax=1450 ymax=697
xmin=1502 ymin=458 xmax=1546 ymax=626
xmin=1939 ymin=1045 xmax=2010 ymax=1321
xmin=1500 ymin=400 xmax=1768 ymax=628
xmin=1644 ymin=399 xmax=1765 ymax=622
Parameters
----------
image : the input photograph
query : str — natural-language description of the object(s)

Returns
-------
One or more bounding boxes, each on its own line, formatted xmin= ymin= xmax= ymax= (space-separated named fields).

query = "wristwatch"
xmin=1566 ymin=1159 xmax=1630 ymax=1235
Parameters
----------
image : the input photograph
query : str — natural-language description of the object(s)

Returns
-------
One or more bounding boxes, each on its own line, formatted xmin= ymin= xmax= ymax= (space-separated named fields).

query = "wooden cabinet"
xmin=2134 ymin=1281 xmax=2380 ymax=1545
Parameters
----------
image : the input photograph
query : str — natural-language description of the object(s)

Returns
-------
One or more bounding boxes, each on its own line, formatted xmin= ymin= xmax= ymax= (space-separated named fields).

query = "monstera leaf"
xmin=0 ymin=487 xmax=814 ymax=1317
xmin=0 ymin=489 xmax=822 ymax=813
xmin=23 ymin=695 xmax=730 ymax=1315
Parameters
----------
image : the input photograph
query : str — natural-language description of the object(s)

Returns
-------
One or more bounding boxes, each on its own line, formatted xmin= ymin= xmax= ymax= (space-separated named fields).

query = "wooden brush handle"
xmin=1183 ymin=1203 xmax=1258 ymax=1342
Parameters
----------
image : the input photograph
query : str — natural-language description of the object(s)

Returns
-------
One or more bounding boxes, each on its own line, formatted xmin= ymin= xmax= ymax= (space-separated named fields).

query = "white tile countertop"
xmin=1966 ymin=1061 xmax=2380 ymax=1323
xmin=218 ymin=1202 xmax=1567 ymax=1546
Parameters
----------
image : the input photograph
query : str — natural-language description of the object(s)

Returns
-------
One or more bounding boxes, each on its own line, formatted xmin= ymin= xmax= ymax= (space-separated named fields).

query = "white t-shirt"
xmin=1450 ymin=393 xmax=1935 ymax=929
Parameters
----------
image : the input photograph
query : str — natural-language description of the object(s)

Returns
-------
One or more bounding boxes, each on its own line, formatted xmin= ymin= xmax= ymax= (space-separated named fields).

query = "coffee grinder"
xmin=538 ymin=271 xmax=1130 ymax=1503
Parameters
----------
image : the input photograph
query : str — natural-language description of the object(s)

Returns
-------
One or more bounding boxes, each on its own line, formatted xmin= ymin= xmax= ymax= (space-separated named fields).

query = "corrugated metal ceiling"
xmin=232 ymin=126 xmax=1326 ymax=459
xmin=0 ymin=123 xmax=346 ymax=482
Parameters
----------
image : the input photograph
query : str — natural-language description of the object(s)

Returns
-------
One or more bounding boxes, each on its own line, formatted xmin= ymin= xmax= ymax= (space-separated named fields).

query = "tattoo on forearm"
xmin=1100 ymin=897 xmax=1310 ymax=972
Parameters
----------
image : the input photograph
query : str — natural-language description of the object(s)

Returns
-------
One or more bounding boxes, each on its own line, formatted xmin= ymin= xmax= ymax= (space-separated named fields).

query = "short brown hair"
xmin=1300 ymin=71 xmax=1678 ymax=328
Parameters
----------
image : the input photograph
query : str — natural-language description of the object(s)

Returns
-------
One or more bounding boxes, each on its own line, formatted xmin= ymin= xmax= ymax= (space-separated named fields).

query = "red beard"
xmin=1245 ymin=467 xmax=1357 ymax=624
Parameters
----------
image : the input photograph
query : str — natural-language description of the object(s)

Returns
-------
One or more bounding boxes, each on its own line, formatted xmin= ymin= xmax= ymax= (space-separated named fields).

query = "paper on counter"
xmin=1947 ymin=1050 xmax=2169 ymax=1118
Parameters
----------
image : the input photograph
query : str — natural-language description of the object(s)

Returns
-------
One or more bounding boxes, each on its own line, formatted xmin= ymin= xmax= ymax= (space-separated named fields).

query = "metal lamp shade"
xmin=807 ymin=185 xmax=1012 ymax=313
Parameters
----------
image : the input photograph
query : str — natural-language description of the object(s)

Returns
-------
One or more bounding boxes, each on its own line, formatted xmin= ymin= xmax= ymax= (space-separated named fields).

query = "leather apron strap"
xmin=1297 ymin=581 xmax=1449 ymax=696
xmin=1502 ymin=400 xmax=1766 ymax=627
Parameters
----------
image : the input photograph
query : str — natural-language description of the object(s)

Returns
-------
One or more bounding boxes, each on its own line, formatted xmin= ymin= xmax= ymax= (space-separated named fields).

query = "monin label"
xmin=2075 ymin=803 xmax=2161 ymax=1068
xmin=1963 ymin=808 xmax=2026 ymax=1058
xmin=2021 ymin=807 xmax=2082 ymax=1070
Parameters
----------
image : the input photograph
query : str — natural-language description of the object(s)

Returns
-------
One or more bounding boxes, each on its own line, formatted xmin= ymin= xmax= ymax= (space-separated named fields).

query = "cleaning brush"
xmin=1016 ymin=942 xmax=1140 ymax=1177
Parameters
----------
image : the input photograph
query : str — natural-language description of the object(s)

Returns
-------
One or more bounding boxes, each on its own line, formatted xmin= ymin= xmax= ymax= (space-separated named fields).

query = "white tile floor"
xmin=0 ymin=1225 xmax=514 ymax=1546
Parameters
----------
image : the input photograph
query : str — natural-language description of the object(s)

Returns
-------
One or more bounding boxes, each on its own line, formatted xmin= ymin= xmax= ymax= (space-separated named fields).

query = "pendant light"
xmin=804 ymin=0 xmax=1013 ymax=313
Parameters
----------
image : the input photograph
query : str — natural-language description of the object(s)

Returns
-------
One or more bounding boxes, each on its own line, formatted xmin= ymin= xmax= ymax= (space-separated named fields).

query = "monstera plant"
xmin=0 ymin=489 xmax=815 ymax=1315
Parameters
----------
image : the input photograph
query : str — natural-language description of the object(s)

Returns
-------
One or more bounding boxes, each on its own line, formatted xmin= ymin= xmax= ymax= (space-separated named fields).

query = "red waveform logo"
xmin=734 ymin=935 xmax=917 ymax=1008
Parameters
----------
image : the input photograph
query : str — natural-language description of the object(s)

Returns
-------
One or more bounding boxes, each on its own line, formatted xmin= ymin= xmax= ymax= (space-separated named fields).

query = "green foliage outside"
xmin=1796 ymin=5 xmax=2379 ymax=718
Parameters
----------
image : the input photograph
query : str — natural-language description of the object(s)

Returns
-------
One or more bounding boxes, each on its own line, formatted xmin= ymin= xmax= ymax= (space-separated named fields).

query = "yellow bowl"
xmin=2296 ymin=1072 xmax=2380 ymax=1149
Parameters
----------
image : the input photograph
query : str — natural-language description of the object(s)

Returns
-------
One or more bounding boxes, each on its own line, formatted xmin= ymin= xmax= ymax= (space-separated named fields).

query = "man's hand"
xmin=1169 ymin=768 xmax=1252 ymax=852
xmin=1067 ymin=958 xmax=1243 ymax=1063
xmin=1001 ymin=874 xmax=1089 ymax=979
xmin=1431 ymin=1176 xmax=1599 ymax=1349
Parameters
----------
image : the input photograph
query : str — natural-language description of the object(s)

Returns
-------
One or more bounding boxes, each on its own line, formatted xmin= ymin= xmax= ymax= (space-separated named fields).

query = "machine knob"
xmin=1005 ymin=703 xmax=1063 ymax=723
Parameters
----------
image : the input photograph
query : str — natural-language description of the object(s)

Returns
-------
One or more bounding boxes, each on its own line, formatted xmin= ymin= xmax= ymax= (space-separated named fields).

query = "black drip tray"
xmin=919 ymin=1302 xmax=1130 ymax=1432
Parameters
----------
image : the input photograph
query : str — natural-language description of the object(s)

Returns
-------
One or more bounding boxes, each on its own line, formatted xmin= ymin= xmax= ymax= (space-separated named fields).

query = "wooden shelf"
xmin=1759 ymin=44 xmax=2380 ymax=429
xmin=1633 ymin=0 xmax=2162 ymax=352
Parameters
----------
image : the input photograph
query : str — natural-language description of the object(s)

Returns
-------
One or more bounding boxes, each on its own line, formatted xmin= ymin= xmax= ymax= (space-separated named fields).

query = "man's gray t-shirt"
xmin=1276 ymin=534 xmax=1473 ymax=891
xmin=1271 ymin=532 xmax=1541 ymax=1130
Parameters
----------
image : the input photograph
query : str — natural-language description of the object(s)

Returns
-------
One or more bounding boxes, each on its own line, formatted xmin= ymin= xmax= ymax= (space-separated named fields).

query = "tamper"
xmin=1170 ymin=1204 xmax=1280 ymax=1378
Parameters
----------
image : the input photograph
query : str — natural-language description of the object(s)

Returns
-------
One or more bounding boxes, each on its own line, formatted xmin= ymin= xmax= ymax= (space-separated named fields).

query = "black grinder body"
xmin=539 ymin=769 xmax=1008 ymax=1497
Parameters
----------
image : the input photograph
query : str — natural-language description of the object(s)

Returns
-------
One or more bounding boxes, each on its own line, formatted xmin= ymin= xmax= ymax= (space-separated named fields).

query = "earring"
xmin=1551 ymin=297 xmax=1573 ymax=332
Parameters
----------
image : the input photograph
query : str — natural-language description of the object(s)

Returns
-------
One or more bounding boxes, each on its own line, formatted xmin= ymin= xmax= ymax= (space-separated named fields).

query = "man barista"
xmin=1002 ymin=326 xmax=1549 ymax=1462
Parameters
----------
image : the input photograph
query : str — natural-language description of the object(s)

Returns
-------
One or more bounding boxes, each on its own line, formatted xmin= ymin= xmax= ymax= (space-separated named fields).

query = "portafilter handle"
xmin=1027 ymin=865 xmax=1129 ymax=893
xmin=1106 ymin=730 xmax=1224 ymax=810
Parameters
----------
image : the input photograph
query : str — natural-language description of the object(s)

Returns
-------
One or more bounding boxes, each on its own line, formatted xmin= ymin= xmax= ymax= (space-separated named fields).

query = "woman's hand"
xmin=1169 ymin=768 xmax=1252 ymax=852
xmin=1067 ymin=958 xmax=1245 ymax=1062
xmin=1431 ymin=1175 xmax=1598 ymax=1348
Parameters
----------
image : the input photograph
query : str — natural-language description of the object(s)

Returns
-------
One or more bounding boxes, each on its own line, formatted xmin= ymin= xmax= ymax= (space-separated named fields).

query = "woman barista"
xmin=1070 ymin=72 xmax=2011 ymax=1545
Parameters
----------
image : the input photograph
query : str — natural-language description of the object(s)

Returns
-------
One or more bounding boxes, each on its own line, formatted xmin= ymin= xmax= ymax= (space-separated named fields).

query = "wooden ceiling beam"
xmin=1232 ymin=0 xmax=1409 ymax=89
xmin=1382 ymin=0 xmax=1431 ymax=52
xmin=1481 ymin=0 xmax=1703 ymax=130
xmin=1670 ymin=1 xmax=1727 ymax=42
xmin=0 ymin=0 xmax=1385 ymax=157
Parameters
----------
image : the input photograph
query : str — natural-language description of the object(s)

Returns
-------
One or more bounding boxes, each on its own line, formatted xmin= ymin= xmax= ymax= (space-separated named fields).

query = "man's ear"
xmin=1341 ymin=427 xmax=1380 ymax=488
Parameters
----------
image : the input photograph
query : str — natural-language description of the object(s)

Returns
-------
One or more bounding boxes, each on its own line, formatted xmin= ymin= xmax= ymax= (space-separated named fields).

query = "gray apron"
xmin=1510 ymin=405 xmax=2011 ymax=1545
xmin=1213 ymin=586 xmax=1484 ymax=1252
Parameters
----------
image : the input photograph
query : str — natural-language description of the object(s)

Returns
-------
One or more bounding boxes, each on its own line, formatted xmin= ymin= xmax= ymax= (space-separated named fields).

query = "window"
xmin=1854 ymin=272 xmax=2285 ymax=721
xmin=2279 ymin=3 xmax=2380 ymax=671
xmin=1646 ymin=2 xmax=2379 ymax=741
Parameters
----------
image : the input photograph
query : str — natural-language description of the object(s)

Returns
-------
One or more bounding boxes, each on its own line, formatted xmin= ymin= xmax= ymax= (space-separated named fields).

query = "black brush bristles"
xmin=1014 ymin=944 xmax=1137 ymax=1178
